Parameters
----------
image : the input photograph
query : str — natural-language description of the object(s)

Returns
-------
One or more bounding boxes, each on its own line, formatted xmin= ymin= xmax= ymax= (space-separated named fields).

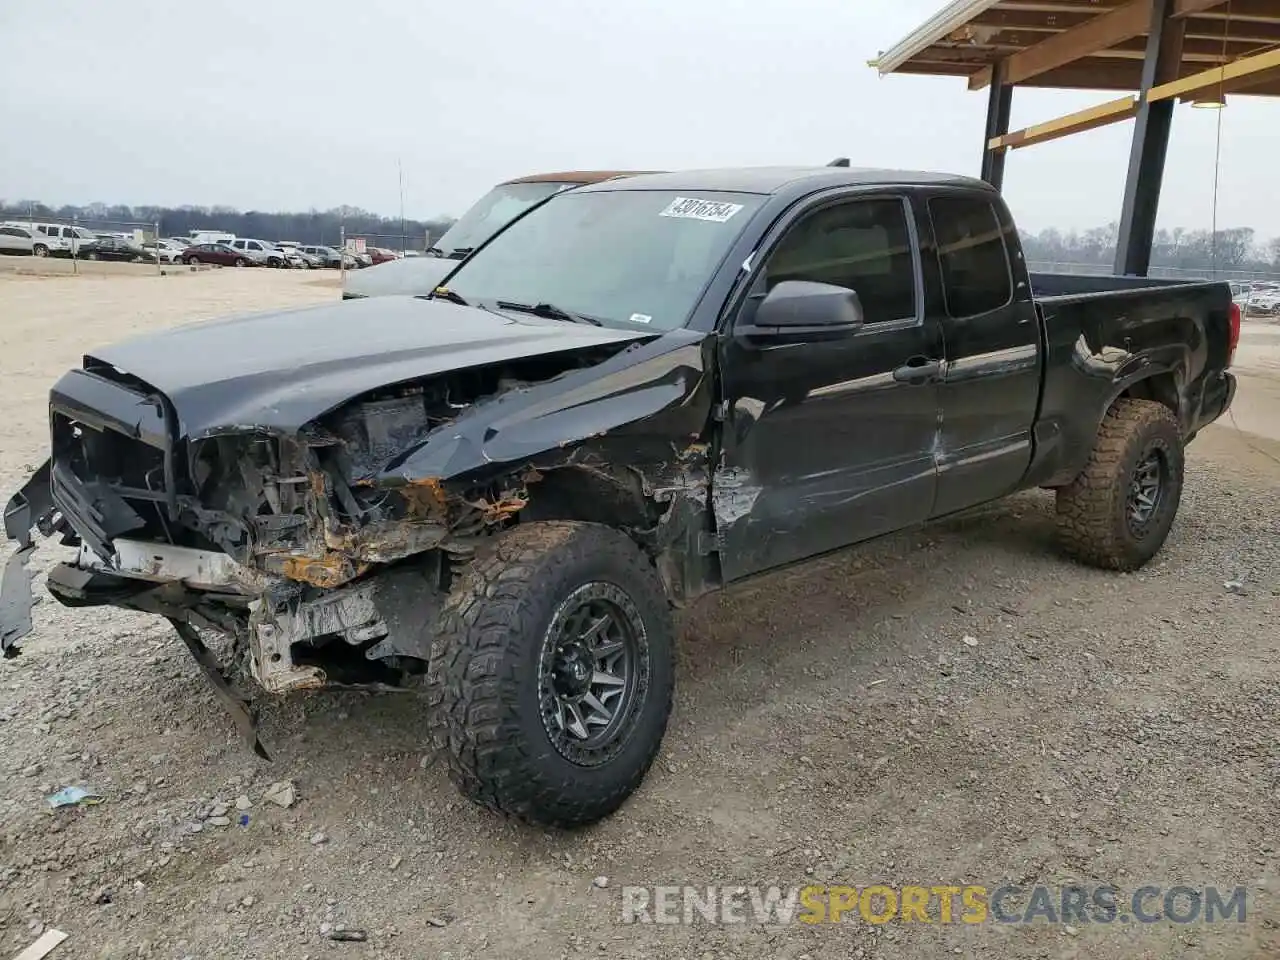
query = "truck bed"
xmin=1024 ymin=271 xmax=1236 ymax=489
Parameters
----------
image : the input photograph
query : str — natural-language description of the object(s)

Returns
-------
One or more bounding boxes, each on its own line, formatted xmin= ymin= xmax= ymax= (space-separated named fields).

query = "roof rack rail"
xmin=827 ymin=157 xmax=850 ymax=167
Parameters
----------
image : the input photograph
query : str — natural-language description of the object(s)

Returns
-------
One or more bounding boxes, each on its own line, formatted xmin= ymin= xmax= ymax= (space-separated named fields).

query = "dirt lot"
xmin=0 ymin=268 xmax=1277 ymax=960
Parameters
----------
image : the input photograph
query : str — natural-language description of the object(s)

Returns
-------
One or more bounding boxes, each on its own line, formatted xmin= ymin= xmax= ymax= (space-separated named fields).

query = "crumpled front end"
xmin=2 ymin=332 xmax=716 ymax=699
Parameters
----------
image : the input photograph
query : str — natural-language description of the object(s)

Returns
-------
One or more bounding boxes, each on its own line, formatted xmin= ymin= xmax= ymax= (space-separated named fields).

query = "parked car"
xmin=1245 ymin=282 xmax=1280 ymax=316
xmin=1 ymin=165 xmax=1239 ymax=829
xmin=227 ymin=238 xmax=289 ymax=268
xmin=288 ymin=248 xmax=324 ymax=269
xmin=82 ymin=237 xmax=152 ymax=262
xmin=181 ymin=242 xmax=260 ymax=267
xmin=367 ymin=247 xmax=399 ymax=265
xmin=0 ymin=224 xmax=62 ymax=257
xmin=142 ymin=239 xmax=186 ymax=264
xmin=296 ymin=244 xmax=343 ymax=268
xmin=341 ymin=169 xmax=658 ymax=299
xmin=27 ymin=223 xmax=100 ymax=257
xmin=164 ymin=237 xmax=192 ymax=249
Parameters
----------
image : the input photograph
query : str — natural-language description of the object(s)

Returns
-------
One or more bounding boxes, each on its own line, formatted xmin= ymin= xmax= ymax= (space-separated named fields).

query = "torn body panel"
xmin=3 ymin=309 xmax=721 ymax=695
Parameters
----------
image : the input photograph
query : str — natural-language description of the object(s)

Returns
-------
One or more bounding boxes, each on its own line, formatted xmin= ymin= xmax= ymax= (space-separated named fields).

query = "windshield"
xmin=441 ymin=189 xmax=763 ymax=331
xmin=434 ymin=181 xmax=574 ymax=255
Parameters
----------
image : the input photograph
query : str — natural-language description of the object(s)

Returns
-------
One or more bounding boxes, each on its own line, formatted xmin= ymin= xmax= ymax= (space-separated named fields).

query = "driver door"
xmin=714 ymin=193 xmax=944 ymax=582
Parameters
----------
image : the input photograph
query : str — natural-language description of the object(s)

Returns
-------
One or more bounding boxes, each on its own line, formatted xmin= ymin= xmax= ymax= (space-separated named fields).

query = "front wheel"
xmin=33 ymin=244 xmax=49 ymax=257
xmin=427 ymin=521 xmax=675 ymax=828
xmin=1056 ymin=398 xmax=1184 ymax=571
xmin=234 ymin=257 xmax=248 ymax=267
xmin=87 ymin=251 xmax=100 ymax=261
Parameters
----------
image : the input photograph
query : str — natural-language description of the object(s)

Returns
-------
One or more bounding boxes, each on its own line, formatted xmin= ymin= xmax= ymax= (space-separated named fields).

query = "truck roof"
xmin=573 ymin=166 xmax=994 ymax=196
xmin=501 ymin=170 xmax=662 ymax=185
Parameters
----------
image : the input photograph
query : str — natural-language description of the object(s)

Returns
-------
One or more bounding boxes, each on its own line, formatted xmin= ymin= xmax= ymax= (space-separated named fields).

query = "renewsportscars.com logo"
xmin=619 ymin=884 xmax=1249 ymax=926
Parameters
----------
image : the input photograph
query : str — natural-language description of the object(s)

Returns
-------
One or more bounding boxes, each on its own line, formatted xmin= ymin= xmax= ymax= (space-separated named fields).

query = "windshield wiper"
xmin=428 ymin=287 xmax=469 ymax=305
xmin=495 ymin=300 xmax=602 ymax=326
xmin=424 ymin=246 xmax=445 ymax=257
xmin=447 ymin=246 xmax=474 ymax=260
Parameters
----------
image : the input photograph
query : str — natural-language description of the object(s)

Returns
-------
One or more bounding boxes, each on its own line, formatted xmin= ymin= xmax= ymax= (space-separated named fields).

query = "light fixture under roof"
xmin=1190 ymin=90 xmax=1227 ymax=109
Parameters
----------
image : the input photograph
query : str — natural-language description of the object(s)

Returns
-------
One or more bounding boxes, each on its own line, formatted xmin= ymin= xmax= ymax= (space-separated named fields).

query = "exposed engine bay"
xmin=10 ymin=333 xmax=715 ymax=732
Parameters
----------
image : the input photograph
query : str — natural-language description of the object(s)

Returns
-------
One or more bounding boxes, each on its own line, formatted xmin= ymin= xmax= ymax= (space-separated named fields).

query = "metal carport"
xmin=870 ymin=0 xmax=1280 ymax=275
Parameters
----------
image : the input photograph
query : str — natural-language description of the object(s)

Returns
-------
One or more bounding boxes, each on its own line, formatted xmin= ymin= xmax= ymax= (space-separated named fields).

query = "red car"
xmin=181 ymin=243 xmax=260 ymax=267
xmin=367 ymin=247 xmax=399 ymax=265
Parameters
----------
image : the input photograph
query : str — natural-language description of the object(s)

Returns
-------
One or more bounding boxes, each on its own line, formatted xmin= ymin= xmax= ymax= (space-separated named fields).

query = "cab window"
xmin=762 ymin=197 xmax=917 ymax=324
xmin=929 ymin=196 xmax=1014 ymax=318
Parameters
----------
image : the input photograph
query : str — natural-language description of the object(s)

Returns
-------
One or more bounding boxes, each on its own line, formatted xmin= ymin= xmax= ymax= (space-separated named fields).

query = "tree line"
xmin=0 ymin=200 xmax=457 ymax=250
xmin=1021 ymin=224 xmax=1280 ymax=274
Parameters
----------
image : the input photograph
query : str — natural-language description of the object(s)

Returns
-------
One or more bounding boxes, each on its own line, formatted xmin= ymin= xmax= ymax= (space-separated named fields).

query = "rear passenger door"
xmin=925 ymin=192 xmax=1040 ymax=516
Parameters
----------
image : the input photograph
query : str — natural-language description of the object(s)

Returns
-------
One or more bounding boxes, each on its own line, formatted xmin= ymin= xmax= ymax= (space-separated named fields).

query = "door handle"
xmin=892 ymin=357 xmax=941 ymax=385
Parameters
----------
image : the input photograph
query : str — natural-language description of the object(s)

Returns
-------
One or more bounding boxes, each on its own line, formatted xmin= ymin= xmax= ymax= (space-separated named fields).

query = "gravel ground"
xmin=0 ymin=268 xmax=1277 ymax=960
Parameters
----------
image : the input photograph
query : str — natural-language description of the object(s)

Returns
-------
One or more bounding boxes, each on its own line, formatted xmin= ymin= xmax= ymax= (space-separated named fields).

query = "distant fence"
xmin=343 ymin=231 xmax=433 ymax=255
xmin=1028 ymin=260 xmax=1280 ymax=283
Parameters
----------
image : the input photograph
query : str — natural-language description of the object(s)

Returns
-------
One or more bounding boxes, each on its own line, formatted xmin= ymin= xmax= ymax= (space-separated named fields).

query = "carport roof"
xmin=871 ymin=0 xmax=1280 ymax=97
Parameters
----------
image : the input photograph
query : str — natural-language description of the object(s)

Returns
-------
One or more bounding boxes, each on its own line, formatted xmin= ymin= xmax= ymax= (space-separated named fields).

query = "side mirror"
xmin=739 ymin=280 xmax=865 ymax=339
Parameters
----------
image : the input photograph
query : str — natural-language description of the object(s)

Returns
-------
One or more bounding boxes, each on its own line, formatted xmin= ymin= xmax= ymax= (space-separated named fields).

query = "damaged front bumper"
xmin=42 ymin=535 xmax=443 ymax=694
xmin=1 ymin=461 xmax=56 ymax=658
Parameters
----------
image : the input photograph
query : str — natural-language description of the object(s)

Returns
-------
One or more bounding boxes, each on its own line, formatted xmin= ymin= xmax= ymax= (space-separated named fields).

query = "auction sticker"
xmin=659 ymin=197 xmax=744 ymax=223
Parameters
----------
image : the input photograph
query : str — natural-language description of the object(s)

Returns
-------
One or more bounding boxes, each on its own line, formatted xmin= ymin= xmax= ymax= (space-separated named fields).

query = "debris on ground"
xmin=961 ymin=635 xmax=979 ymax=647
xmin=45 ymin=786 xmax=102 ymax=809
xmin=326 ymin=929 xmax=368 ymax=942
xmin=10 ymin=928 xmax=68 ymax=960
xmin=263 ymin=780 xmax=297 ymax=808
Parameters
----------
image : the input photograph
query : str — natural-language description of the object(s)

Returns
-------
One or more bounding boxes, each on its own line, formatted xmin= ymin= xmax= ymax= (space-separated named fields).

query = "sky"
xmin=0 ymin=0 xmax=1273 ymax=236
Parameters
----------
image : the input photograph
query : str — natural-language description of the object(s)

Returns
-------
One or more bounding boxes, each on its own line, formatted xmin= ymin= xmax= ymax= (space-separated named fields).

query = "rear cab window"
xmin=928 ymin=195 xmax=1014 ymax=318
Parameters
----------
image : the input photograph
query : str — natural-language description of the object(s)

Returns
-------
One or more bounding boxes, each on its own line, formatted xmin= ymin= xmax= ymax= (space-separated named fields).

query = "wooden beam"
xmin=1171 ymin=0 xmax=1226 ymax=14
xmin=969 ymin=0 xmax=1153 ymax=89
xmin=972 ymin=9 xmax=1097 ymax=31
xmin=1146 ymin=45 xmax=1280 ymax=100
xmin=1184 ymin=17 xmax=1280 ymax=45
xmin=1182 ymin=0 xmax=1280 ymax=20
xmin=988 ymin=95 xmax=1139 ymax=150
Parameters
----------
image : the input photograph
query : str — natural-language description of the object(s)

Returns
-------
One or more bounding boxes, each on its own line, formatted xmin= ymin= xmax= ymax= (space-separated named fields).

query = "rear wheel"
xmin=427 ymin=521 xmax=675 ymax=828
xmin=1056 ymin=398 xmax=1184 ymax=571
xmin=33 ymin=244 xmax=48 ymax=257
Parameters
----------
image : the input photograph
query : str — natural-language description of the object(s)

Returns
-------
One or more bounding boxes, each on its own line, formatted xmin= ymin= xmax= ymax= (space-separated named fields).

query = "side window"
xmin=929 ymin=196 xmax=1013 ymax=318
xmin=0 ymin=227 xmax=18 ymax=237
xmin=763 ymin=198 xmax=916 ymax=324
xmin=248 ymin=241 xmax=262 ymax=251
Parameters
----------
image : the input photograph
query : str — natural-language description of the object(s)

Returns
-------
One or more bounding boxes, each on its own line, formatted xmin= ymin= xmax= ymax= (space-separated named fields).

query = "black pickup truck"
xmin=1 ymin=166 xmax=1238 ymax=828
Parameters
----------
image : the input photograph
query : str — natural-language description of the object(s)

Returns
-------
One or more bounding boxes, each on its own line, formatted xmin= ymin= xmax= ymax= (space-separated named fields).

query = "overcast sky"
xmin=0 ymin=0 xmax=1273 ymax=235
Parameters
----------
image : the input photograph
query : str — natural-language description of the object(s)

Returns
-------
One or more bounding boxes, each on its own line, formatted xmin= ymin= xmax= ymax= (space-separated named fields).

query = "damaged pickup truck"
xmin=2 ymin=166 xmax=1239 ymax=828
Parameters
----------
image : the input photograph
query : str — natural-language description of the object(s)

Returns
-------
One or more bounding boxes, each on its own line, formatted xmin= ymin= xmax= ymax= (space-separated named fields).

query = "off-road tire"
xmin=427 ymin=521 xmax=675 ymax=828
xmin=1056 ymin=398 xmax=1184 ymax=571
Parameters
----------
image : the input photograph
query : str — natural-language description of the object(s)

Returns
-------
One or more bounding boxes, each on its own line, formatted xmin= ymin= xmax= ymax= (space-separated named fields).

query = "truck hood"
xmin=88 ymin=296 xmax=652 ymax=438
xmin=342 ymin=255 xmax=456 ymax=299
